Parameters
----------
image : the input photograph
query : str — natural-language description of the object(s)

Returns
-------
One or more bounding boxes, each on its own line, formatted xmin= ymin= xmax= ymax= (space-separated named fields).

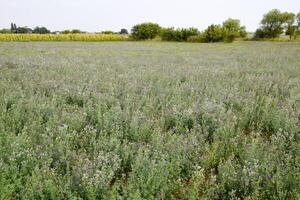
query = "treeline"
xmin=130 ymin=9 xmax=300 ymax=42
xmin=131 ymin=18 xmax=247 ymax=42
xmin=1 ymin=9 xmax=299 ymax=42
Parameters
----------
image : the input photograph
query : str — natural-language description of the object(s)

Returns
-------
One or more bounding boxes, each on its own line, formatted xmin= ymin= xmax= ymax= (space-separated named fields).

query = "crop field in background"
xmin=0 ymin=42 xmax=299 ymax=199
xmin=0 ymin=34 xmax=129 ymax=42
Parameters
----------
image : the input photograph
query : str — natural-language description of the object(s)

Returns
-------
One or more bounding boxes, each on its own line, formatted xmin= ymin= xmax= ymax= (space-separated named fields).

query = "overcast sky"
xmin=1 ymin=0 xmax=299 ymax=32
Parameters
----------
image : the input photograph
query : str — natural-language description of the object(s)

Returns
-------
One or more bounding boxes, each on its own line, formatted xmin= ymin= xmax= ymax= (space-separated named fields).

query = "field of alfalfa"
xmin=0 ymin=41 xmax=299 ymax=199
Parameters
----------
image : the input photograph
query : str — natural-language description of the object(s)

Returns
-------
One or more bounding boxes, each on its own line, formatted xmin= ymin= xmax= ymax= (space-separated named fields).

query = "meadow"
xmin=0 ymin=41 xmax=299 ymax=199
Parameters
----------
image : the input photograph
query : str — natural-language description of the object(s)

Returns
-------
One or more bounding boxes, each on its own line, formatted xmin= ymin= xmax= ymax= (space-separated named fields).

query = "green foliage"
xmin=0 ymin=29 xmax=12 ymax=34
xmin=187 ymin=34 xmax=204 ymax=43
xmin=61 ymin=29 xmax=83 ymax=34
xmin=261 ymin=9 xmax=283 ymax=38
xmin=32 ymin=27 xmax=51 ymax=34
xmin=202 ymin=24 xmax=224 ymax=42
xmin=16 ymin=26 xmax=32 ymax=34
xmin=71 ymin=29 xmax=83 ymax=34
xmin=131 ymin=22 xmax=161 ymax=40
xmin=120 ymin=28 xmax=129 ymax=34
xmin=281 ymin=12 xmax=297 ymax=39
xmin=254 ymin=9 xmax=300 ymax=39
xmin=222 ymin=18 xmax=247 ymax=42
xmin=160 ymin=27 xmax=198 ymax=42
xmin=61 ymin=30 xmax=71 ymax=34
xmin=0 ymin=42 xmax=299 ymax=199
xmin=101 ymin=30 xmax=115 ymax=34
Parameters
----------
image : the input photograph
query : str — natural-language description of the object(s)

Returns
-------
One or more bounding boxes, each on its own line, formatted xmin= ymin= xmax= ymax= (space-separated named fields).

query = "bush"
xmin=61 ymin=29 xmax=83 ymax=34
xmin=254 ymin=28 xmax=268 ymax=39
xmin=160 ymin=27 xmax=198 ymax=42
xmin=160 ymin=28 xmax=176 ymax=41
xmin=202 ymin=24 xmax=224 ymax=42
xmin=222 ymin=18 xmax=247 ymax=42
xmin=187 ymin=34 xmax=204 ymax=43
xmin=120 ymin=29 xmax=129 ymax=34
xmin=0 ymin=29 xmax=12 ymax=34
xmin=32 ymin=27 xmax=51 ymax=34
xmin=101 ymin=30 xmax=115 ymax=34
xmin=131 ymin=23 xmax=161 ymax=40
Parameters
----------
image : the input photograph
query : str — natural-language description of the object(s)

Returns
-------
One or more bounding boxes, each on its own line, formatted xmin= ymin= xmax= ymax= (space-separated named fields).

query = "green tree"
xmin=120 ymin=29 xmax=128 ymax=34
xmin=32 ymin=27 xmax=51 ymax=34
xmin=281 ymin=12 xmax=296 ymax=39
xmin=202 ymin=24 xmax=224 ymax=42
xmin=16 ymin=26 xmax=32 ymax=34
xmin=296 ymin=12 xmax=300 ymax=36
xmin=0 ymin=29 xmax=12 ymax=34
xmin=71 ymin=29 xmax=82 ymax=34
xmin=131 ymin=23 xmax=161 ymax=40
xmin=259 ymin=9 xmax=284 ymax=38
xmin=222 ymin=18 xmax=247 ymax=42
xmin=101 ymin=30 xmax=115 ymax=34
xmin=61 ymin=30 xmax=71 ymax=34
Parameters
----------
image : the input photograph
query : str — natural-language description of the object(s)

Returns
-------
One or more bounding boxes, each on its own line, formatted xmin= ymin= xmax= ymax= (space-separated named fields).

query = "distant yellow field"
xmin=0 ymin=34 xmax=129 ymax=41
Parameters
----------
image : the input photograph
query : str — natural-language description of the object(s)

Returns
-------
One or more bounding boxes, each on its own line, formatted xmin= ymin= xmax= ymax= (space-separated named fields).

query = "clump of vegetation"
xmin=131 ymin=22 xmax=161 ymax=40
xmin=160 ymin=27 xmax=199 ymax=42
xmin=32 ymin=27 xmax=51 ymax=34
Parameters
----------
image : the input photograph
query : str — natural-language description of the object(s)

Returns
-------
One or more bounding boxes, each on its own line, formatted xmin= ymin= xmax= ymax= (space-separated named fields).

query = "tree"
xmin=131 ymin=23 xmax=161 ymax=40
xmin=0 ymin=29 xmax=11 ymax=34
xmin=223 ymin=18 xmax=241 ymax=35
xmin=281 ymin=12 xmax=296 ymax=39
xmin=101 ymin=30 xmax=114 ymax=34
xmin=254 ymin=28 xmax=268 ymax=39
xmin=222 ymin=18 xmax=247 ymax=42
xmin=61 ymin=30 xmax=71 ymax=34
xmin=202 ymin=24 xmax=224 ymax=42
xmin=297 ymin=12 xmax=300 ymax=28
xmin=16 ymin=27 xmax=32 ymax=34
xmin=120 ymin=29 xmax=128 ymax=34
xmin=258 ymin=9 xmax=284 ymax=38
xmin=296 ymin=12 xmax=300 ymax=36
xmin=32 ymin=27 xmax=51 ymax=34
xmin=71 ymin=29 xmax=82 ymax=34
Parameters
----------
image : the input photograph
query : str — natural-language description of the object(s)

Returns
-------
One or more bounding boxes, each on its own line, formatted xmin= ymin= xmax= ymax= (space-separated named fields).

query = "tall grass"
xmin=0 ymin=34 xmax=129 ymax=42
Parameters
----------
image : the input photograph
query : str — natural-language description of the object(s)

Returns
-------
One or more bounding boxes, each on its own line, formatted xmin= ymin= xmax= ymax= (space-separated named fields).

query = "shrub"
xmin=32 ymin=27 xmax=51 ymax=34
xmin=254 ymin=28 xmax=268 ymax=39
xmin=160 ymin=28 xmax=176 ymax=41
xmin=131 ymin=23 xmax=161 ymax=40
xmin=160 ymin=27 xmax=198 ymax=42
xmin=187 ymin=34 xmax=204 ymax=43
xmin=0 ymin=29 xmax=12 ymax=34
xmin=101 ymin=30 xmax=115 ymax=34
xmin=222 ymin=18 xmax=247 ymax=42
xmin=202 ymin=24 xmax=224 ymax=42
xmin=120 ymin=29 xmax=129 ymax=34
